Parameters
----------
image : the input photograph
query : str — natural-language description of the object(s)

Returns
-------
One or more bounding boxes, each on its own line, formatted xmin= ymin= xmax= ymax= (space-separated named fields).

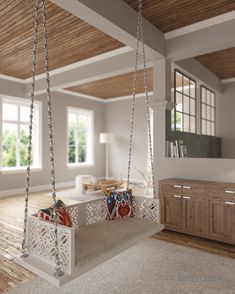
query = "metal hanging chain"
xmin=21 ymin=0 xmax=39 ymax=258
xmin=126 ymin=2 xmax=141 ymax=190
xmin=139 ymin=0 xmax=156 ymax=199
xmin=127 ymin=0 xmax=156 ymax=198
xmin=41 ymin=0 xmax=63 ymax=277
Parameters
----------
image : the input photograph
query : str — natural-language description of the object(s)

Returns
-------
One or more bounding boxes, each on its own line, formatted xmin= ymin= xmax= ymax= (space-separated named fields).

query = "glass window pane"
xmin=201 ymin=87 xmax=206 ymax=103
xmin=207 ymin=106 xmax=211 ymax=120
xmin=69 ymin=113 xmax=77 ymax=127
xmin=190 ymin=99 xmax=195 ymax=115
xmin=190 ymin=80 xmax=196 ymax=98
xmin=211 ymin=93 xmax=215 ymax=106
xmin=68 ymin=128 xmax=76 ymax=146
xmin=20 ymin=105 xmax=30 ymax=122
xmin=3 ymin=103 xmax=18 ymax=121
xmin=68 ymin=146 xmax=76 ymax=163
xmin=175 ymin=112 xmax=182 ymax=131
xmin=206 ymin=90 xmax=211 ymax=105
xmin=2 ymin=123 xmax=17 ymax=167
xmin=184 ymin=96 xmax=190 ymax=114
xmin=20 ymin=125 xmax=29 ymax=166
xmin=78 ymin=145 xmax=87 ymax=163
xmin=176 ymin=93 xmax=182 ymax=112
xmin=176 ymin=71 xmax=183 ymax=93
xmin=202 ymin=119 xmax=206 ymax=135
xmin=183 ymin=114 xmax=190 ymax=132
xmin=202 ymin=104 xmax=206 ymax=119
xmin=78 ymin=115 xmax=88 ymax=130
xmin=190 ymin=116 xmax=195 ymax=133
xmin=211 ymin=108 xmax=215 ymax=121
xmin=183 ymin=77 xmax=190 ymax=96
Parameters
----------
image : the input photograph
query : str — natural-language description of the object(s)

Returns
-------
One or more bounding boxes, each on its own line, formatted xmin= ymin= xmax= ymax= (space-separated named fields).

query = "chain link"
xmin=41 ymin=0 xmax=63 ymax=277
xmin=21 ymin=0 xmax=63 ymax=277
xmin=127 ymin=0 xmax=156 ymax=198
xmin=21 ymin=0 xmax=39 ymax=258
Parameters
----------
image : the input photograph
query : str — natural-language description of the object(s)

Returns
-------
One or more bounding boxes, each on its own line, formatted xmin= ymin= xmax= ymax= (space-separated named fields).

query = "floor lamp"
xmin=100 ymin=133 xmax=114 ymax=179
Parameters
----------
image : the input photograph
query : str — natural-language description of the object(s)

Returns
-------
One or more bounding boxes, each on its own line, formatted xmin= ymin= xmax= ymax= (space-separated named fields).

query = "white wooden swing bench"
xmin=15 ymin=197 xmax=163 ymax=286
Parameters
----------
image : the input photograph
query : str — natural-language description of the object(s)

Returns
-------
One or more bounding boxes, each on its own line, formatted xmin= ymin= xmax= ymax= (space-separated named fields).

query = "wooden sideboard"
xmin=159 ymin=179 xmax=235 ymax=245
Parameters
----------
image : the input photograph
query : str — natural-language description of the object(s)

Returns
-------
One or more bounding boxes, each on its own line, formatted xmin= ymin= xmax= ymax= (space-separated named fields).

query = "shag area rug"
xmin=7 ymin=239 xmax=235 ymax=294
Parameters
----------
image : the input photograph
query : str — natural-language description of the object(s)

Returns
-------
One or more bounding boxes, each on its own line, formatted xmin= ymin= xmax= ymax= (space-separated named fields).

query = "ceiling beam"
xmin=50 ymin=0 xmax=166 ymax=60
xmin=167 ymin=19 xmax=235 ymax=61
xmin=25 ymin=48 xmax=152 ymax=95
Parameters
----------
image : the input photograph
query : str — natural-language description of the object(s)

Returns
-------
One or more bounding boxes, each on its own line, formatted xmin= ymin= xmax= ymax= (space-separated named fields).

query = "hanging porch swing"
xmin=14 ymin=0 xmax=163 ymax=287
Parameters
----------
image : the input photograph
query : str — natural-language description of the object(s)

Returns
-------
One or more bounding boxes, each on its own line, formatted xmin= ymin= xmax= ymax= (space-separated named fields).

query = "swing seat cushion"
xmin=75 ymin=217 xmax=159 ymax=269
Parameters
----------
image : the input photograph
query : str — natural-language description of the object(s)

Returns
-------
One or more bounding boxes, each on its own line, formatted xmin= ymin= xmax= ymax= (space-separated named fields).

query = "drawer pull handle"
xmin=225 ymin=201 xmax=235 ymax=205
xmin=173 ymin=185 xmax=181 ymax=188
xmin=183 ymin=196 xmax=191 ymax=199
xmin=183 ymin=186 xmax=191 ymax=189
xmin=173 ymin=195 xmax=182 ymax=198
xmin=225 ymin=190 xmax=235 ymax=194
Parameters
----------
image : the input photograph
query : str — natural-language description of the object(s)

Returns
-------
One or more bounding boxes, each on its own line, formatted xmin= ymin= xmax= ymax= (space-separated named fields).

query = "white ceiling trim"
xmin=55 ymin=89 xmax=153 ymax=103
xmin=104 ymin=92 xmax=153 ymax=103
xmin=165 ymin=11 xmax=235 ymax=40
xmin=24 ymin=46 xmax=132 ymax=83
xmin=0 ymin=74 xmax=26 ymax=84
xmin=221 ymin=77 xmax=235 ymax=84
xmin=55 ymin=89 xmax=105 ymax=102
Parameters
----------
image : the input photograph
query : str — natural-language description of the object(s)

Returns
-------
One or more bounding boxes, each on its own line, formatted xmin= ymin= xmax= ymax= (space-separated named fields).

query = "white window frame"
xmin=0 ymin=96 xmax=42 ymax=173
xmin=67 ymin=107 xmax=94 ymax=168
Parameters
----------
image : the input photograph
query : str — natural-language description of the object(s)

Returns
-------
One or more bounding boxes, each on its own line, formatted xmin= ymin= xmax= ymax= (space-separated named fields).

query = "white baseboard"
xmin=0 ymin=181 xmax=74 ymax=198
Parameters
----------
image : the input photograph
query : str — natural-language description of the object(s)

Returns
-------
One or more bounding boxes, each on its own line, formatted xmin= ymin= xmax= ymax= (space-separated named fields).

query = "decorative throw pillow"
xmin=115 ymin=190 xmax=134 ymax=219
xmin=104 ymin=190 xmax=134 ymax=220
xmin=105 ymin=190 xmax=116 ymax=220
xmin=37 ymin=200 xmax=72 ymax=227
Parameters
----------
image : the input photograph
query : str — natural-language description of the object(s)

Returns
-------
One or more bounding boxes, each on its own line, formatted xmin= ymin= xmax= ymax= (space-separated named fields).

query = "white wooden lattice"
xmin=27 ymin=216 xmax=74 ymax=274
xmin=86 ymin=199 xmax=107 ymax=225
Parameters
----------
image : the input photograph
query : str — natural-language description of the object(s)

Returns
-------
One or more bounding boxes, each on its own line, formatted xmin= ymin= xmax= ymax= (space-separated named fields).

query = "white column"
xmin=150 ymin=59 xmax=173 ymax=195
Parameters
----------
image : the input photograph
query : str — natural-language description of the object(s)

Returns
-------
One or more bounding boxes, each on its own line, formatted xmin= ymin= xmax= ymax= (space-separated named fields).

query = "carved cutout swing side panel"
xmin=132 ymin=197 xmax=160 ymax=223
xmin=27 ymin=216 xmax=75 ymax=274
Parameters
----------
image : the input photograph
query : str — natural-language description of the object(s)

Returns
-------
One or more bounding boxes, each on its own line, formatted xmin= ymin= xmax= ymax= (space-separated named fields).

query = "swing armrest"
xmin=26 ymin=215 xmax=75 ymax=274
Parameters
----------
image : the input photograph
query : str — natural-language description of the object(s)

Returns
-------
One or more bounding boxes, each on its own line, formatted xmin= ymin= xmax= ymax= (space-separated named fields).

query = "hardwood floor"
xmin=0 ymin=192 xmax=234 ymax=293
xmin=153 ymin=230 xmax=235 ymax=259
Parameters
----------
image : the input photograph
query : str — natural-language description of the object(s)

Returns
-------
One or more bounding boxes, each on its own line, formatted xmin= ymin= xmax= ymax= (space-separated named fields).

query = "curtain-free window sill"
xmin=1 ymin=167 xmax=42 ymax=174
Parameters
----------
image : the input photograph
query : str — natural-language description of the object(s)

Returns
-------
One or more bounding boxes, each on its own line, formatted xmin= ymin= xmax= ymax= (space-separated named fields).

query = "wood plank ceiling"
xmin=124 ymin=0 xmax=235 ymax=33
xmin=67 ymin=67 xmax=153 ymax=99
xmin=0 ymin=0 xmax=124 ymax=79
xmin=195 ymin=48 xmax=235 ymax=80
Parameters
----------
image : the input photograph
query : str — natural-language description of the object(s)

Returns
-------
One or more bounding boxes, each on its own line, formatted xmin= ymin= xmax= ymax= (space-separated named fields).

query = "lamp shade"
xmin=100 ymin=133 xmax=114 ymax=144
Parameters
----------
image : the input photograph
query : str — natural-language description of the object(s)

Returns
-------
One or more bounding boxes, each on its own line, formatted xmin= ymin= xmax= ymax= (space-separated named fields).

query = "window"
xmin=1 ymin=97 xmax=41 ymax=171
xmin=201 ymin=86 xmax=216 ymax=136
xmin=173 ymin=70 xmax=196 ymax=133
xmin=67 ymin=107 xmax=94 ymax=166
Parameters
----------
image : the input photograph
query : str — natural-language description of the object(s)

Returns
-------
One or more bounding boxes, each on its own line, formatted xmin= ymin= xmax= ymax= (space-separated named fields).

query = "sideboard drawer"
xmin=161 ymin=183 xmax=182 ymax=193
xmin=208 ymin=188 xmax=235 ymax=200
xmin=182 ymin=186 xmax=206 ymax=197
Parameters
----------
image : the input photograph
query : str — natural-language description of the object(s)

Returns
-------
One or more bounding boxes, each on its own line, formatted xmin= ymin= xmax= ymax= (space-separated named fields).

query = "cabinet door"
xmin=164 ymin=194 xmax=183 ymax=229
xmin=183 ymin=196 xmax=207 ymax=234
xmin=210 ymin=199 xmax=235 ymax=241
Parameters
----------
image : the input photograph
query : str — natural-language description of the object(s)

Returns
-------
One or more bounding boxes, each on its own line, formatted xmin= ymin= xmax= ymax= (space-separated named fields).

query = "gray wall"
xmin=0 ymin=91 xmax=105 ymax=191
xmin=105 ymin=98 xmax=149 ymax=180
xmin=217 ymin=82 xmax=235 ymax=158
